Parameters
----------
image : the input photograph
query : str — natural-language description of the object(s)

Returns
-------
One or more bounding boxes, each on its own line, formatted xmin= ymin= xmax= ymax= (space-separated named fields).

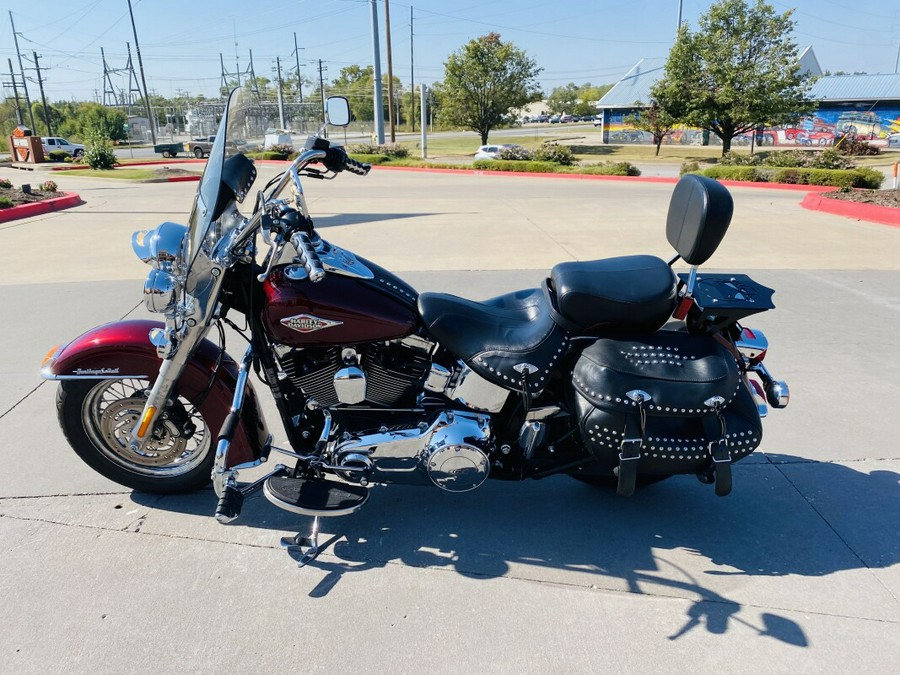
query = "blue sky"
xmin=1 ymin=0 xmax=899 ymax=102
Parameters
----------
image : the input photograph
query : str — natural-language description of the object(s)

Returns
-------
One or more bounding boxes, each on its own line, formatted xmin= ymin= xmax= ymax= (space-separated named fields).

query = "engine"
xmin=331 ymin=410 xmax=492 ymax=492
xmin=277 ymin=335 xmax=432 ymax=408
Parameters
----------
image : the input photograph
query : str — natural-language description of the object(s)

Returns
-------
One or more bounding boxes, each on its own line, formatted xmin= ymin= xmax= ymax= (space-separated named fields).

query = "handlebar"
xmin=323 ymin=145 xmax=371 ymax=176
xmin=291 ymin=231 xmax=326 ymax=283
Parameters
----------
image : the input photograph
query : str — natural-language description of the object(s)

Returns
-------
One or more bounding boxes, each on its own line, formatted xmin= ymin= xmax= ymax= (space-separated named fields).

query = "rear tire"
xmin=57 ymin=378 xmax=214 ymax=493
xmin=162 ymin=150 xmax=173 ymax=158
xmin=73 ymin=149 xmax=84 ymax=159
xmin=193 ymin=147 xmax=204 ymax=159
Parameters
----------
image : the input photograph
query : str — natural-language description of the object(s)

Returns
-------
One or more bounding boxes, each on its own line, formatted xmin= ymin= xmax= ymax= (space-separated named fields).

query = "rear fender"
xmin=42 ymin=319 xmax=268 ymax=467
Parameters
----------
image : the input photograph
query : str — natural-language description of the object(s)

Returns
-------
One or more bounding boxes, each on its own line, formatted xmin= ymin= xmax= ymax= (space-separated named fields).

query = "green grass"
xmin=62 ymin=168 xmax=174 ymax=180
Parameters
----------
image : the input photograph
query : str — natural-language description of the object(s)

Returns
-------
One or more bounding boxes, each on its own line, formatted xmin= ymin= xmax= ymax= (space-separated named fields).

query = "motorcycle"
xmin=41 ymin=89 xmax=789 ymax=566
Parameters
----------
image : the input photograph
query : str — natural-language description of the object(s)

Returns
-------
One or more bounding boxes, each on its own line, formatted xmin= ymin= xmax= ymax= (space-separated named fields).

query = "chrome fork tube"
xmin=212 ymin=345 xmax=254 ymax=497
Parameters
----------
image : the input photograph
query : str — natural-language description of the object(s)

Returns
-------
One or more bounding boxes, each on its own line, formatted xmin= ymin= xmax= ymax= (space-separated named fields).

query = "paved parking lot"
xmin=1 ymin=167 xmax=898 ymax=673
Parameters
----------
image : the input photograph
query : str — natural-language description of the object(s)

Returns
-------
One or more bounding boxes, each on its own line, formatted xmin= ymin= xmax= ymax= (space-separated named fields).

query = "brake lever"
xmin=257 ymin=238 xmax=285 ymax=283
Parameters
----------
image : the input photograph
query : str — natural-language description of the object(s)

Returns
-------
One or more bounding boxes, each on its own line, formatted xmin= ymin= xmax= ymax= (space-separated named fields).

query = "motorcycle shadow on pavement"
xmin=306 ymin=212 xmax=446 ymax=229
xmin=133 ymin=455 xmax=898 ymax=644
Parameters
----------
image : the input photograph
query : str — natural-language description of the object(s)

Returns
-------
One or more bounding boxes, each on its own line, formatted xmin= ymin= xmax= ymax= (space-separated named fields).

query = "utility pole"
xmin=384 ymin=0 xmax=396 ymax=142
xmin=676 ymin=0 xmax=683 ymax=34
xmin=276 ymin=56 xmax=286 ymax=129
xmin=126 ymin=0 xmax=156 ymax=143
xmin=369 ymin=0 xmax=384 ymax=144
xmin=420 ymin=83 xmax=427 ymax=159
xmin=32 ymin=52 xmax=51 ymax=136
xmin=6 ymin=59 xmax=23 ymax=124
xmin=9 ymin=12 xmax=35 ymax=129
xmin=293 ymin=32 xmax=304 ymax=102
xmin=318 ymin=59 xmax=327 ymax=134
xmin=410 ymin=6 xmax=415 ymax=132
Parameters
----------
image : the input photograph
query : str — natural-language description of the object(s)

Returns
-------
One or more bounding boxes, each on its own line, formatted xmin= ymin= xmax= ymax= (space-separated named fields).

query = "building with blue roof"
xmin=595 ymin=47 xmax=900 ymax=147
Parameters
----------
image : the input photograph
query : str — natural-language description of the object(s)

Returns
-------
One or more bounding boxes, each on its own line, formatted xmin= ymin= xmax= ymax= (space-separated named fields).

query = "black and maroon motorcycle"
xmin=42 ymin=89 xmax=789 ymax=565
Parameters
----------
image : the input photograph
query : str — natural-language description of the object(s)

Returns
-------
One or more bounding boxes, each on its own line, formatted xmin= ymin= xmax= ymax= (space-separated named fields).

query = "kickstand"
xmin=281 ymin=516 xmax=320 ymax=568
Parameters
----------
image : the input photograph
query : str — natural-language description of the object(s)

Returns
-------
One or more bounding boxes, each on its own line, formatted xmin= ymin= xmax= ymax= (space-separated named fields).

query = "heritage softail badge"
xmin=280 ymin=314 xmax=344 ymax=334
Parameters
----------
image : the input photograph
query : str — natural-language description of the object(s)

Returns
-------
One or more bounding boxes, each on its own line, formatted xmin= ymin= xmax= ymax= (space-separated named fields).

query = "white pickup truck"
xmin=42 ymin=137 xmax=86 ymax=158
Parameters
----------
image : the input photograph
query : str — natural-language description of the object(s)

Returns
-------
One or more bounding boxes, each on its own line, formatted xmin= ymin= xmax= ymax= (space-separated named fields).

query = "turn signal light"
xmin=41 ymin=345 xmax=61 ymax=368
xmin=136 ymin=406 xmax=157 ymax=438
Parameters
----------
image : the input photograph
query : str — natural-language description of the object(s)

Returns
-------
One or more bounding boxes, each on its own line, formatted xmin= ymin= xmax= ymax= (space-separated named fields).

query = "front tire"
xmin=57 ymin=378 xmax=214 ymax=493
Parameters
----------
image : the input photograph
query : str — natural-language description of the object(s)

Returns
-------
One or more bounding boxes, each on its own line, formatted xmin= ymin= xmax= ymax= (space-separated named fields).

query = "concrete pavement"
xmin=0 ymin=166 xmax=898 ymax=673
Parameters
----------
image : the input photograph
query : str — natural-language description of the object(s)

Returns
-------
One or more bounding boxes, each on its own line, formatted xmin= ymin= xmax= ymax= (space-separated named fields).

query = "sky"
xmin=1 ymin=0 xmax=899 ymax=104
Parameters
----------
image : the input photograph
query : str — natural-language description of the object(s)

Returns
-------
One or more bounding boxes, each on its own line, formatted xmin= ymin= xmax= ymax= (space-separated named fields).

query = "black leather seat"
xmin=550 ymin=255 xmax=677 ymax=333
xmin=418 ymin=288 xmax=569 ymax=395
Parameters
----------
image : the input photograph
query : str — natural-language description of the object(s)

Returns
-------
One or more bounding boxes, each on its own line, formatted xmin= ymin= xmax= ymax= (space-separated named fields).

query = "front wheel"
xmin=57 ymin=378 xmax=214 ymax=493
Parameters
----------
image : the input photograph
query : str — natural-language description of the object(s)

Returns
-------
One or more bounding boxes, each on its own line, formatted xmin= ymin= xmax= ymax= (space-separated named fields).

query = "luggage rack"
xmin=678 ymin=273 xmax=775 ymax=329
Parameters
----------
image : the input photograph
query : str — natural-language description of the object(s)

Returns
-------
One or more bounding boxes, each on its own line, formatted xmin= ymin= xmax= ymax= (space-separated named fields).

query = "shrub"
xmin=812 ymin=149 xmax=855 ymax=170
xmin=851 ymin=167 xmax=885 ymax=189
xmin=266 ymin=143 xmax=293 ymax=157
xmin=48 ymin=150 xmax=70 ymax=162
xmin=83 ymin=132 xmax=118 ymax=170
xmin=498 ymin=145 xmax=533 ymax=160
xmin=717 ymin=152 xmax=761 ymax=166
xmin=701 ymin=166 xmax=763 ymax=182
xmin=472 ymin=159 xmax=559 ymax=173
xmin=532 ymin=142 xmax=575 ymax=165
xmin=348 ymin=153 xmax=391 ymax=165
xmin=39 ymin=180 xmax=58 ymax=192
xmin=679 ymin=161 xmax=701 ymax=175
xmin=347 ymin=142 xmax=409 ymax=158
xmin=0 ymin=196 xmax=12 ymax=208
xmin=835 ymin=135 xmax=880 ymax=156
xmin=0 ymin=178 xmax=12 ymax=189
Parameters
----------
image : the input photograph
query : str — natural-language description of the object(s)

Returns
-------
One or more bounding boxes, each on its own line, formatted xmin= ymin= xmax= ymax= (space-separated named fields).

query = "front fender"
xmin=42 ymin=319 xmax=268 ymax=467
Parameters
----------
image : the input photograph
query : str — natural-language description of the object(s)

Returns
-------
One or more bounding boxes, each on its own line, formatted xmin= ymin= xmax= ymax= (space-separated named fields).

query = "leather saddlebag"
xmin=570 ymin=331 xmax=762 ymax=496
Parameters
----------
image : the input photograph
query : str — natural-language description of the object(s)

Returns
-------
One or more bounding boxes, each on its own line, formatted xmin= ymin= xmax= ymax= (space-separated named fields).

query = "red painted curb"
xmin=800 ymin=192 xmax=900 ymax=227
xmin=0 ymin=191 xmax=83 ymax=223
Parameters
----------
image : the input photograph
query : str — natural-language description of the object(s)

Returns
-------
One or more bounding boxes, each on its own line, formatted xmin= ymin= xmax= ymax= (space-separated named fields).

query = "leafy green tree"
xmin=547 ymin=82 xmax=614 ymax=117
xmin=625 ymin=101 xmax=677 ymax=156
xmin=655 ymin=0 xmax=814 ymax=155
xmin=30 ymin=101 xmax=64 ymax=136
xmin=438 ymin=33 xmax=542 ymax=144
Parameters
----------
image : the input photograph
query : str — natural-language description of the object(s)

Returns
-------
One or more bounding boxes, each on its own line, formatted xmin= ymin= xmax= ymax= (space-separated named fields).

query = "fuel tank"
xmin=261 ymin=257 xmax=419 ymax=347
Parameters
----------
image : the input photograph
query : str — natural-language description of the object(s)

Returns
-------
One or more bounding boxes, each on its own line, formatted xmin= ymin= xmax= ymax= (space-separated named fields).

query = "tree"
xmin=655 ymin=0 xmax=814 ymax=155
xmin=625 ymin=101 xmax=677 ymax=156
xmin=547 ymin=82 xmax=613 ymax=117
xmin=438 ymin=33 xmax=542 ymax=144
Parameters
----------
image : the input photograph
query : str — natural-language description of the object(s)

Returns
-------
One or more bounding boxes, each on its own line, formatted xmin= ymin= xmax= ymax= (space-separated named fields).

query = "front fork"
xmin=211 ymin=345 xmax=282 ymax=523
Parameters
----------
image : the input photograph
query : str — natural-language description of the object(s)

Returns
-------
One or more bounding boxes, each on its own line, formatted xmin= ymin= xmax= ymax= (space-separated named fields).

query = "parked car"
xmin=559 ymin=114 xmax=574 ymax=123
xmin=474 ymin=144 xmax=525 ymax=160
xmin=186 ymin=135 xmax=216 ymax=158
xmin=41 ymin=137 xmax=85 ymax=158
xmin=532 ymin=114 xmax=550 ymax=123
xmin=887 ymin=132 xmax=900 ymax=148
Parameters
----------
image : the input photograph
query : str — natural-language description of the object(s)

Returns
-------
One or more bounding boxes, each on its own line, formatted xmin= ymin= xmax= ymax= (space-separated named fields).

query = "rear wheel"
xmin=57 ymin=378 xmax=214 ymax=493
xmin=193 ymin=147 xmax=204 ymax=159
xmin=73 ymin=149 xmax=84 ymax=159
xmin=162 ymin=150 xmax=173 ymax=158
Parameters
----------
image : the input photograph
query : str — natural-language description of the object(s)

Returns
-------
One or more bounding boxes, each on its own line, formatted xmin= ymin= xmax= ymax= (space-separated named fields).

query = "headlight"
xmin=143 ymin=269 xmax=178 ymax=314
xmin=132 ymin=221 xmax=188 ymax=275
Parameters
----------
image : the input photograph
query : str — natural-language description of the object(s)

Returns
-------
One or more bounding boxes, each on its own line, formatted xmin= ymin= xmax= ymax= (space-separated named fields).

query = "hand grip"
xmin=344 ymin=156 xmax=371 ymax=176
xmin=291 ymin=231 xmax=326 ymax=283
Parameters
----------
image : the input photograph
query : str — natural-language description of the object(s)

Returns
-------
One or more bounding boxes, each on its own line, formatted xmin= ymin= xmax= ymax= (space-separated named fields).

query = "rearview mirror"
xmin=325 ymin=97 xmax=351 ymax=127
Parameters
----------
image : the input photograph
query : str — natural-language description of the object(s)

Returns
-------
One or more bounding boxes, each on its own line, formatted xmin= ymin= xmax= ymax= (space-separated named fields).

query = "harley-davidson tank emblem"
xmin=280 ymin=314 xmax=343 ymax=333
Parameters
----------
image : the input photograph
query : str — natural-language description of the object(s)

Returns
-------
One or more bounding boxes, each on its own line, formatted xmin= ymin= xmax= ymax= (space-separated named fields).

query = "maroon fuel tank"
xmin=261 ymin=258 xmax=419 ymax=347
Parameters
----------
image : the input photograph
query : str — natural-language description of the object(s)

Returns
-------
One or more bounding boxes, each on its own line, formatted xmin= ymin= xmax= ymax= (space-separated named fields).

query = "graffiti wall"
xmin=603 ymin=104 xmax=900 ymax=146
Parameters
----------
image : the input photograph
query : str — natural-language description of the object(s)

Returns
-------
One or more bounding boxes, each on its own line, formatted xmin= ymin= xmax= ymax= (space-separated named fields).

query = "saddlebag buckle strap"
xmin=616 ymin=391 xmax=651 ymax=497
xmin=703 ymin=396 xmax=732 ymax=497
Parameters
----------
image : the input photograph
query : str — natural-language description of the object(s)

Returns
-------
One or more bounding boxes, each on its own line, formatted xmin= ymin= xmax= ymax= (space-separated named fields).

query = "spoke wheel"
xmin=58 ymin=378 xmax=214 ymax=493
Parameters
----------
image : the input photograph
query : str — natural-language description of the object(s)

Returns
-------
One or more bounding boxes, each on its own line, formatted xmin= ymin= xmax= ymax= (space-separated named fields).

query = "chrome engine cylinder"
xmin=331 ymin=411 xmax=491 ymax=492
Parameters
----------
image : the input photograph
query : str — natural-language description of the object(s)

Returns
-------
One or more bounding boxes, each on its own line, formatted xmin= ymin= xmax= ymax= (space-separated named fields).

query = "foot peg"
xmin=264 ymin=476 xmax=369 ymax=567
xmin=214 ymin=485 xmax=244 ymax=524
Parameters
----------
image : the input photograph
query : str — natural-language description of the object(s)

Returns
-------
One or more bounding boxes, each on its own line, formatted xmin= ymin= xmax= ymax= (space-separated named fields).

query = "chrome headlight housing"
xmin=132 ymin=221 xmax=188 ymax=275
xmin=143 ymin=269 xmax=178 ymax=314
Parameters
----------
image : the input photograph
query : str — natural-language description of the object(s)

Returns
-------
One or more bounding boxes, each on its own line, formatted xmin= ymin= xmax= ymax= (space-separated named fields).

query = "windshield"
xmin=184 ymin=88 xmax=280 ymax=273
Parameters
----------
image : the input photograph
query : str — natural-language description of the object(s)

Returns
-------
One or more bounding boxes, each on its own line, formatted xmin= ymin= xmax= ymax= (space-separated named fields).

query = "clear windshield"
xmin=184 ymin=88 xmax=280 ymax=272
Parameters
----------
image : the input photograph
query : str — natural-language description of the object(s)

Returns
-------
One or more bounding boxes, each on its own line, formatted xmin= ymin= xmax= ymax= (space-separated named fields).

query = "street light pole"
xmin=370 ymin=0 xmax=385 ymax=144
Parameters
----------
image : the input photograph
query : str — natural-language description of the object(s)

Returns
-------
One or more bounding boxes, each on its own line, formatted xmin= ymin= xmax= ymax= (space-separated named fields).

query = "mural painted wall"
xmin=603 ymin=104 xmax=900 ymax=146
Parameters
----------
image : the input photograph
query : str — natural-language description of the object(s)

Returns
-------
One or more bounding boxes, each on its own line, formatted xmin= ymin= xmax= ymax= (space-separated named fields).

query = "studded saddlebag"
xmin=570 ymin=331 xmax=762 ymax=497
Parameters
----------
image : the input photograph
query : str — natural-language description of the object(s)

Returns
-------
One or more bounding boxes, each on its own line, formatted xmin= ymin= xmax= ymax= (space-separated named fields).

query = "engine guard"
xmin=41 ymin=319 xmax=269 ymax=468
